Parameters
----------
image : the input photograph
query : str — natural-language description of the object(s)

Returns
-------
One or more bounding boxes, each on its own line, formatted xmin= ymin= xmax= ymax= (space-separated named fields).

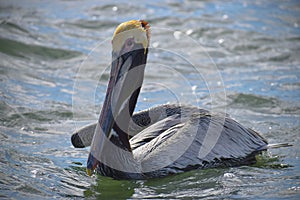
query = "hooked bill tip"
xmin=86 ymin=168 xmax=93 ymax=176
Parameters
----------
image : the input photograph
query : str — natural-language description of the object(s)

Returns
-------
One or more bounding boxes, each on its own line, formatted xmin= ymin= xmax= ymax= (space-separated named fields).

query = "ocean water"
xmin=0 ymin=0 xmax=299 ymax=199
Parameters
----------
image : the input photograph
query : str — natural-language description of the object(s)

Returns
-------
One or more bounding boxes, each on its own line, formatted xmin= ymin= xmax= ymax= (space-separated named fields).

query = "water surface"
xmin=0 ymin=0 xmax=299 ymax=199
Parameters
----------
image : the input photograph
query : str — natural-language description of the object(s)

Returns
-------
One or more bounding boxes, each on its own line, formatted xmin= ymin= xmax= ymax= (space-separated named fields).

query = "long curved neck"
xmin=109 ymin=48 xmax=148 ymax=152
xmin=111 ymin=87 xmax=142 ymax=151
xmin=99 ymin=87 xmax=143 ymax=176
xmin=90 ymin=47 xmax=147 ymax=176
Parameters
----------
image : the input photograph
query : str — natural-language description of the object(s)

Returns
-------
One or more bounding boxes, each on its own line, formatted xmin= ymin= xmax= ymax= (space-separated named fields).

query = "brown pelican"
xmin=71 ymin=20 xmax=290 ymax=179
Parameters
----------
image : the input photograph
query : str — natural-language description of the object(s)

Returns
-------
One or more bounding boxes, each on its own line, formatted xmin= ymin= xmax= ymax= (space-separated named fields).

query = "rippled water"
xmin=1 ymin=0 xmax=299 ymax=199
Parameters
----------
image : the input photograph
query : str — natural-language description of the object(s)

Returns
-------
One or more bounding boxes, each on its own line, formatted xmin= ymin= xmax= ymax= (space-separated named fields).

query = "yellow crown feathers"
xmin=112 ymin=20 xmax=150 ymax=53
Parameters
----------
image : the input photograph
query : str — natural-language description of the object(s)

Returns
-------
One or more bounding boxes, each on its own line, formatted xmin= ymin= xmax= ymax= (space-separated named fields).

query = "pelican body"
xmin=71 ymin=20 xmax=285 ymax=180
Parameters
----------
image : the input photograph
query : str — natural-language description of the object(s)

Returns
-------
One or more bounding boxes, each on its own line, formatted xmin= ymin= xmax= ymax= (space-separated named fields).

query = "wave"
xmin=227 ymin=93 xmax=300 ymax=115
xmin=0 ymin=37 xmax=81 ymax=60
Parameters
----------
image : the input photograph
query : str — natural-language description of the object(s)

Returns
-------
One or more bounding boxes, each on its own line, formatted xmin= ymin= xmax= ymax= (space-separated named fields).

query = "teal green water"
xmin=0 ymin=0 xmax=299 ymax=199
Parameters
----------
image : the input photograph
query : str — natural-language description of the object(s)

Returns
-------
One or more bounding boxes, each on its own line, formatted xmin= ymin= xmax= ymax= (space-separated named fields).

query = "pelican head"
xmin=86 ymin=20 xmax=150 ymax=176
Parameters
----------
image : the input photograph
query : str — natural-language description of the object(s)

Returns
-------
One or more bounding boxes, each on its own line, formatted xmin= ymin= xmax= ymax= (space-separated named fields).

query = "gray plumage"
xmin=71 ymin=104 xmax=276 ymax=179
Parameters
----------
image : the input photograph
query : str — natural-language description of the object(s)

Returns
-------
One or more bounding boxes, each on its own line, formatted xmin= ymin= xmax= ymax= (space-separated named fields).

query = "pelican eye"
xmin=125 ymin=38 xmax=134 ymax=48
xmin=122 ymin=38 xmax=135 ymax=53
